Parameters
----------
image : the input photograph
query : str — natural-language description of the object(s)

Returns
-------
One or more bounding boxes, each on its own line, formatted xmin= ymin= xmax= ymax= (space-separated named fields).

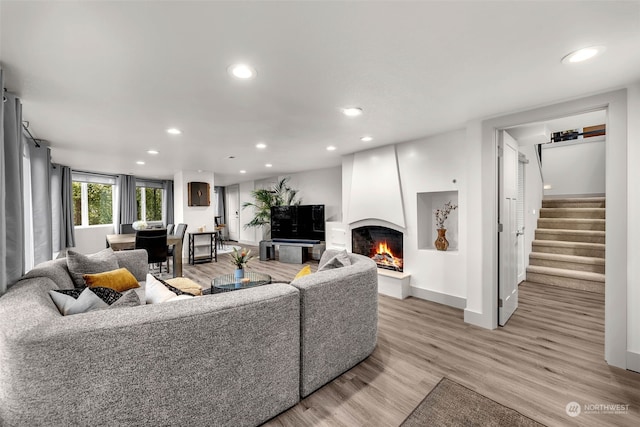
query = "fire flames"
xmin=371 ymin=241 xmax=403 ymax=272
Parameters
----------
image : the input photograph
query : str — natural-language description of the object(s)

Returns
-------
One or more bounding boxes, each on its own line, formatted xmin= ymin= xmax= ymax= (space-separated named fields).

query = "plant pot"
xmin=435 ymin=229 xmax=449 ymax=251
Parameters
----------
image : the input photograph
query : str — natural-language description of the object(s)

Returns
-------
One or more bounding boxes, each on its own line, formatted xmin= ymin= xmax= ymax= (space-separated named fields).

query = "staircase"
xmin=526 ymin=197 xmax=605 ymax=293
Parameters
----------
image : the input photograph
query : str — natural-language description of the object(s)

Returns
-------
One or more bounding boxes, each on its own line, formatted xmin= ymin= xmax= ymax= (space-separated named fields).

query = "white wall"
xmin=342 ymin=129 xmax=468 ymax=307
xmin=238 ymin=181 xmax=258 ymax=245
xmin=541 ymin=138 xmax=606 ymax=196
xmin=627 ymin=81 xmax=640 ymax=372
xmin=174 ymin=170 xmax=215 ymax=259
xmin=73 ymin=225 xmax=114 ymax=254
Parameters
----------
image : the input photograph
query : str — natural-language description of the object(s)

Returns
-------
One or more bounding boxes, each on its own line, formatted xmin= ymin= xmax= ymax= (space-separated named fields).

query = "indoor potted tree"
xmin=242 ymin=177 xmax=301 ymax=240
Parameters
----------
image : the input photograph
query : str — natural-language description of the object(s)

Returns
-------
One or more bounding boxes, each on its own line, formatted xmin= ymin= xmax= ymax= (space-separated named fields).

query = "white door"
xmin=516 ymin=156 xmax=527 ymax=284
xmin=499 ymin=131 xmax=519 ymax=326
xmin=226 ymin=185 xmax=240 ymax=242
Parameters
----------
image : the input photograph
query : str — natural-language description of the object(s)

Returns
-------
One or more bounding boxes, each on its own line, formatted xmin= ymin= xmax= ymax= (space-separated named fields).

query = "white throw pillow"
xmin=145 ymin=273 xmax=178 ymax=304
xmin=49 ymin=288 xmax=109 ymax=315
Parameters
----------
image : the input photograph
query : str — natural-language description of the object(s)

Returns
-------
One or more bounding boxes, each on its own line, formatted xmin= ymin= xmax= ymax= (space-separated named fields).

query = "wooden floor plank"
xmin=184 ymin=249 xmax=640 ymax=427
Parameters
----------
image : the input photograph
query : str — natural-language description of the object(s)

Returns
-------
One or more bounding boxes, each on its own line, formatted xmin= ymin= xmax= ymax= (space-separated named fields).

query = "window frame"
xmin=72 ymin=172 xmax=116 ymax=228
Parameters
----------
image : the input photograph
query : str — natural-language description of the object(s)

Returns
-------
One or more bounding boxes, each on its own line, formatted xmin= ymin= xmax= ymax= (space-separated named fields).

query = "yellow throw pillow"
xmin=83 ymin=268 xmax=140 ymax=292
xmin=294 ymin=265 xmax=312 ymax=280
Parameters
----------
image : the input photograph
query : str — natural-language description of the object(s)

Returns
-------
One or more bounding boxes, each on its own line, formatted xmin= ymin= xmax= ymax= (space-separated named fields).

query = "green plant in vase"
xmin=242 ymin=177 xmax=301 ymax=239
xmin=230 ymin=247 xmax=254 ymax=281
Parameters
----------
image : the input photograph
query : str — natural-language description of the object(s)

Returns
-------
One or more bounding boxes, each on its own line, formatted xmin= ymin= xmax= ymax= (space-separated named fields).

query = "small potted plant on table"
xmin=231 ymin=247 xmax=254 ymax=282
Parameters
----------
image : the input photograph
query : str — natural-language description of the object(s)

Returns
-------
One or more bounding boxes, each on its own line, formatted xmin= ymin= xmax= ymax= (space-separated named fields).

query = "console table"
xmin=188 ymin=231 xmax=217 ymax=265
xmin=272 ymin=240 xmax=326 ymax=264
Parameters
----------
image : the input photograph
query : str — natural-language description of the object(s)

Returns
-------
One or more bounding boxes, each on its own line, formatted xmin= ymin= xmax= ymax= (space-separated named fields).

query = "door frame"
xmin=472 ymin=89 xmax=627 ymax=369
xmin=225 ymin=184 xmax=240 ymax=242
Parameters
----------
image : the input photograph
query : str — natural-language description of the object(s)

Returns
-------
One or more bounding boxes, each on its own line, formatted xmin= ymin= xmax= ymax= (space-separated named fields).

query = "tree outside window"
xmin=137 ymin=187 xmax=163 ymax=222
xmin=72 ymin=181 xmax=113 ymax=226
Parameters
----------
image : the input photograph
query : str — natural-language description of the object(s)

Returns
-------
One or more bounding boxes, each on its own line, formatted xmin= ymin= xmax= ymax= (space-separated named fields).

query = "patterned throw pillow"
xmin=145 ymin=274 xmax=196 ymax=304
xmin=154 ymin=276 xmax=195 ymax=296
xmin=49 ymin=287 xmax=141 ymax=316
xmin=66 ymin=249 xmax=120 ymax=288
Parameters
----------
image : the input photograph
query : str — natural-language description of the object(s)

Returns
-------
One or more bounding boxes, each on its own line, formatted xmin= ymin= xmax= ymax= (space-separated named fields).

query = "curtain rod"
xmin=22 ymin=122 xmax=42 ymax=148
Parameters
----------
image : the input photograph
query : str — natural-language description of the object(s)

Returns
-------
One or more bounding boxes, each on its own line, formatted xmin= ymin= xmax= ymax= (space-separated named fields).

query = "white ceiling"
xmin=2 ymin=1 xmax=639 ymax=186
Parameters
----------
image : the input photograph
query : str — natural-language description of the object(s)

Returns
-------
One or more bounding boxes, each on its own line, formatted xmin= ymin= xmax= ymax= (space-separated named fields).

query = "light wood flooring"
xmin=183 ymin=247 xmax=640 ymax=427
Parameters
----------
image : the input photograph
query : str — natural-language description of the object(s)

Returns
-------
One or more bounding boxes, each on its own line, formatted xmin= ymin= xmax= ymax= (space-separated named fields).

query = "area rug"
xmin=400 ymin=378 xmax=545 ymax=427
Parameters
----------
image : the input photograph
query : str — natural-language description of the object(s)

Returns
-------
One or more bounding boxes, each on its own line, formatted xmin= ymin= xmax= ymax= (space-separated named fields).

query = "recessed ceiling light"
xmin=360 ymin=136 xmax=373 ymax=142
xmin=326 ymin=146 xmax=337 ymax=151
xmin=240 ymin=170 xmax=247 ymax=174
xmin=342 ymin=107 xmax=363 ymax=117
xmin=229 ymin=64 xmax=256 ymax=79
xmin=136 ymin=161 xmax=145 ymax=165
xmin=228 ymin=156 xmax=236 ymax=159
xmin=166 ymin=128 xmax=181 ymax=135
xmin=256 ymin=142 xmax=267 ymax=149
xmin=147 ymin=149 xmax=159 ymax=155
xmin=265 ymin=163 xmax=273 ymax=168
xmin=561 ymin=46 xmax=605 ymax=64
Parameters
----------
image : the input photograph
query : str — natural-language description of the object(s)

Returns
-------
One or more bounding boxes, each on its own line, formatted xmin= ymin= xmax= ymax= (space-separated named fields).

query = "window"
xmin=72 ymin=173 xmax=116 ymax=227
xmin=136 ymin=180 xmax=164 ymax=222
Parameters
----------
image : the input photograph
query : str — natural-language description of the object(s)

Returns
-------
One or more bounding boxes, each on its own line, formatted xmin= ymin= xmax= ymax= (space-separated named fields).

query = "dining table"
xmin=105 ymin=233 xmax=184 ymax=278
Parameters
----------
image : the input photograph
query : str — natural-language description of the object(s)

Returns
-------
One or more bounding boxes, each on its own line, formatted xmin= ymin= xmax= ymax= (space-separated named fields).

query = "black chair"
xmin=120 ymin=223 xmax=135 ymax=234
xmin=166 ymin=223 xmax=175 ymax=235
xmin=135 ymin=229 xmax=169 ymax=274
xmin=167 ymin=223 xmax=187 ymax=273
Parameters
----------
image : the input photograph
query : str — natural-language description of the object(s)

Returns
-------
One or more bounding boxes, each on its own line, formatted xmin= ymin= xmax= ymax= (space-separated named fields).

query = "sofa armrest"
xmin=291 ymin=255 xmax=378 ymax=397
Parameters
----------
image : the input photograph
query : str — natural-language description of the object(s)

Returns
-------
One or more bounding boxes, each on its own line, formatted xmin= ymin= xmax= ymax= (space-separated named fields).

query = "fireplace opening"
xmin=352 ymin=226 xmax=403 ymax=272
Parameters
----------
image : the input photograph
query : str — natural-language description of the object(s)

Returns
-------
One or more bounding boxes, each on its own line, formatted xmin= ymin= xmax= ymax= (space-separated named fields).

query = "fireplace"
xmin=352 ymin=226 xmax=403 ymax=272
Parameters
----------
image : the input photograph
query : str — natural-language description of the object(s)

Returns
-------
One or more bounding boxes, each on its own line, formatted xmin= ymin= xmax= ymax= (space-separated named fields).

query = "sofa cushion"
xmin=67 ymin=249 xmax=120 ymax=287
xmin=317 ymin=250 xmax=351 ymax=271
xmin=48 ymin=287 xmax=141 ymax=315
xmin=83 ymin=268 xmax=140 ymax=292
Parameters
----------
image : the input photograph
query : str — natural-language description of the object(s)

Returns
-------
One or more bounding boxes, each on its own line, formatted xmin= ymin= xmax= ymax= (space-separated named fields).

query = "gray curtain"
xmin=215 ymin=186 xmax=226 ymax=224
xmin=28 ymin=141 xmax=53 ymax=265
xmin=51 ymin=164 xmax=76 ymax=251
xmin=118 ymin=174 xmax=137 ymax=224
xmin=1 ymin=74 xmax=25 ymax=292
xmin=162 ymin=180 xmax=174 ymax=225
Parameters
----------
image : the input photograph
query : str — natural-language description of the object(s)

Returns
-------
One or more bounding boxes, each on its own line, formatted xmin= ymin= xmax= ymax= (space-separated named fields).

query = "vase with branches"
xmin=433 ymin=201 xmax=458 ymax=251
xmin=242 ymin=177 xmax=301 ymax=239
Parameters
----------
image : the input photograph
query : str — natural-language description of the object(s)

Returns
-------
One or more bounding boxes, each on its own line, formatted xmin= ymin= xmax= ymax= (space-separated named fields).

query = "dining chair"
xmin=135 ymin=229 xmax=169 ymax=275
xmin=119 ymin=223 xmax=135 ymax=234
xmin=167 ymin=223 xmax=187 ymax=273
xmin=166 ymin=223 xmax=175 ymax=235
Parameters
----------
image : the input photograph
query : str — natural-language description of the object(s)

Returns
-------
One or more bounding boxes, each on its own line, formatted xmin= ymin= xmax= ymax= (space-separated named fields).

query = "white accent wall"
xmin=541 ymin=138 xmax=606 ymax=196
xmin=342 ymin=129 xmax=468 ymax=306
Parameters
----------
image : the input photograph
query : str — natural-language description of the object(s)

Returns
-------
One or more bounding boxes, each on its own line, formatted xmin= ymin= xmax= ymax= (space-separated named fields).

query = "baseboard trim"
xmin=410 ymin=286 xmax=466 ymax=309
xmin=464 ymin=309 xmax=496 ymax=330
xmin=626 ymin=350 xmax=640 ymax=373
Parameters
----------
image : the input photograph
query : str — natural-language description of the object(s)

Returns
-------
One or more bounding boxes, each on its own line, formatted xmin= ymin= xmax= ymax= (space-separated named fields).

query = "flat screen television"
xmin=270 ymin=205 xmax=325 ymax=243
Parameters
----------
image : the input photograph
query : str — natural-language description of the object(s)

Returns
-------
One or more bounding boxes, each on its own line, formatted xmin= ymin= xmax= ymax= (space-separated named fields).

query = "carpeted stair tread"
xmin=539 ymin=207 xmax=605 ymax=219
xmin=528 ymin=252 xmax=605 ymax=265
xmin=532 ymin=240 xmax=605 ymax=249
xmin=526 ymin=265 xmax=605 ymax=282
xmin=542 ymin=197 xmax=606 ymax=208
xmin=537 ymin=218 xmax=605 ymax=231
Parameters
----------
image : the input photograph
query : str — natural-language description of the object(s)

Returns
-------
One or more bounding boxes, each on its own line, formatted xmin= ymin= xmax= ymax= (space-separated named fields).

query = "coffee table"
xmin=209 ymin=271 xmax=272 ymax=294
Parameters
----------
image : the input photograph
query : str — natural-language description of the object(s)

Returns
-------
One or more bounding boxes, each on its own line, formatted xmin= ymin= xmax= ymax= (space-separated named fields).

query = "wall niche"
xmin=417 ymin=190 xmax=459 ymax=251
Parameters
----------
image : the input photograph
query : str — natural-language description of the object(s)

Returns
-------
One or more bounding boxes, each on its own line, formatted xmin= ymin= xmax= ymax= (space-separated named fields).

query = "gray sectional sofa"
xmin=0 ymin=249 xmax=378 ymax=426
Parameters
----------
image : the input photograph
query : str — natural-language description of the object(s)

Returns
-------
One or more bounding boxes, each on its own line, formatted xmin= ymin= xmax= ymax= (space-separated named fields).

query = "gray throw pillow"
xmin=111 ymin=290 xmax=141 ymax=308
xmin=318 ymin=250 xmax=352 ymax=271
xmin=67 ymin=249 xmax=119 ymax=288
